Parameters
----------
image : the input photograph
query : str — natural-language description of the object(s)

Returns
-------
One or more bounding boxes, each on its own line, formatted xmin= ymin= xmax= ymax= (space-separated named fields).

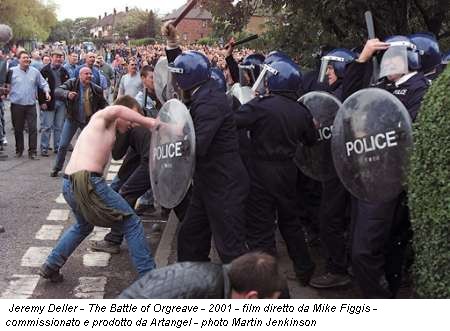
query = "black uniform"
xmin=317 ymin=78 xmax=352 ymax=276
xmin=235 ymin=93 xmax=317 ymax=275
xmin=342 ymin=61 xmax=428 ymax=298
xmin=166 ymin=48 xmax=249 ymax=264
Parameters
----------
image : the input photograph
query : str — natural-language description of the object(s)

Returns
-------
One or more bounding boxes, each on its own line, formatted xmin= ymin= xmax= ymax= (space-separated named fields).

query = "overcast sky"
xmin=51 ymin=0 xmax=187 ymax=20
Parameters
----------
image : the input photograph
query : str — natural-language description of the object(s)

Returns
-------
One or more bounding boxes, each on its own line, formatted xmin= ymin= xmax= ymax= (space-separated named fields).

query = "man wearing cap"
xmin=38 ymin=49 xmax=70 ymax=156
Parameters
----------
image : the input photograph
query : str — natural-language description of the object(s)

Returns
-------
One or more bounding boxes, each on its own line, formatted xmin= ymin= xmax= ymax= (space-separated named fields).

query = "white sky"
xmin=51 ymin=0 xmax=188 ymax=20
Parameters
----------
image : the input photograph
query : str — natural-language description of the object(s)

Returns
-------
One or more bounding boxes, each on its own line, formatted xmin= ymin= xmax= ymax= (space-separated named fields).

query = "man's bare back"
xmin=65 ymin=105 xmax=158 ymax=176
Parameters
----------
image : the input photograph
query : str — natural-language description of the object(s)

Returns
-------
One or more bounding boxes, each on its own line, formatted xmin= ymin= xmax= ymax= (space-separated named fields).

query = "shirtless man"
xmin=39 ymin=96 xmax=159 ymax=282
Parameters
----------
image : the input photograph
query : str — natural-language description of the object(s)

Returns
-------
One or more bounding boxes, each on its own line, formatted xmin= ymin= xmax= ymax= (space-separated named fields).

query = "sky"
xmin=50 ymin=0 xmax=188 ymax=20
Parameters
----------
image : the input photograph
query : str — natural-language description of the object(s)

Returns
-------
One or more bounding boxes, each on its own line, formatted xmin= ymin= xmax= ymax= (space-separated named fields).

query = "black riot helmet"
xmin=409 ymin=32 xmax=441 ymax=74
xmin=238 ymin=53 xmax=265 ymax=87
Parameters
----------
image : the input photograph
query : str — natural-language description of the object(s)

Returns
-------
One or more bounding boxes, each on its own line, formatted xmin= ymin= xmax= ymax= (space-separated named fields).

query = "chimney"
xmin=98 ymin=15 xmax=101 ymax=21
xmin=125 ymin=6 xmax=129 ymax=13
xmin=104 ymin=12 xmax=107 ymax=18
xmin=113 ymin=8 xmax=117 ymax=15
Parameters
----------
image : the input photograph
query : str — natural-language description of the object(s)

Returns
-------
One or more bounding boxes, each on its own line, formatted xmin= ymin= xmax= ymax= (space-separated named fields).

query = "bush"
xmin=408 ymin=66 xmax=450 ymax=298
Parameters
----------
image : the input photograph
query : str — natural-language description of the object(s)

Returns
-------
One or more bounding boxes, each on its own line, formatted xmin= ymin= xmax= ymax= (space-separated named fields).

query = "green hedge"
xmin=408 ymin=66 xmax=450 ymax=298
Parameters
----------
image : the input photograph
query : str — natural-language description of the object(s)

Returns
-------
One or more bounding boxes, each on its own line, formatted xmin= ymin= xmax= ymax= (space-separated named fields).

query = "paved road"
xmin=0 ymin=102 xmax=411 ymax=299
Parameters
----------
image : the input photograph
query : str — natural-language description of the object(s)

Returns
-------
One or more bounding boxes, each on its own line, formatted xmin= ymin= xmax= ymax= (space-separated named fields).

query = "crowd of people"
xmin=0 ymin=21 xmax=448 ymax=299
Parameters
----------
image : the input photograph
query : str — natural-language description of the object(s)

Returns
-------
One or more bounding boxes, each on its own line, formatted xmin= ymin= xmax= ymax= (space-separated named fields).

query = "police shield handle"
xmin=173 ymin=0 xmax=198 ymax=27
xmin=364 ymin=11 xmax=380 ymax=83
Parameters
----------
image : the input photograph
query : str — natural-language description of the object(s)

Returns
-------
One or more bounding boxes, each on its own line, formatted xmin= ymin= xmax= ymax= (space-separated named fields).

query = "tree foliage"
xmin=0 ymin=0 xmax=57 ymax=41
xmin=201 ymin=0 xmax=450 ymax=67
xmin=116 ymin=9 xmax=160 ymax=39
xmin=408 ymin=66 xmax=450 ymax=298
xmin=48 ymin=17 xmax=97 ymax=42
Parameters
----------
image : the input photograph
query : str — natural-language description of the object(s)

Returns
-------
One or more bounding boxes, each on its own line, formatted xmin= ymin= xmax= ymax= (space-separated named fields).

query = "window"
xmin=202 ymin=20 xmax=207 ymax=28
xmin=183 ymin=33 xmax=188 ymax=41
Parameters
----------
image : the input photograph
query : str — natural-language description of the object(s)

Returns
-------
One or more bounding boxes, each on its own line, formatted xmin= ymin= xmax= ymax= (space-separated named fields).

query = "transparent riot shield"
xmin=296 ymin=91 xmax=342 ymax=181
xmin=154 ymin=57 xmax=169 ymax=104
xmin=229 ymin=83 xmax=254 ymax=105
xmin=149 ymin=99 xmax=196 ymax=208
xmin=331 ymin=88 xmax=413 ymax=202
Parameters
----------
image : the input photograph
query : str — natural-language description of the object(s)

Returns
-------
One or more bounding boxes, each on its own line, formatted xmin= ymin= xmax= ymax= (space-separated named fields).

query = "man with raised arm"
xmin=39 ymin=96 xmax=159 ymax=282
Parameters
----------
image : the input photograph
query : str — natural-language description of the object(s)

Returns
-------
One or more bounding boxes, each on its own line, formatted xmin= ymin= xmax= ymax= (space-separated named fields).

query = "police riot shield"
xmin=229 ymin=83 xmax=254 ymax=105
xmin=154 ymin=57 xmax=169 ymax=104
xmin=149 ymin=99 xmax=196 ymax=208
xmin=331 ymin=88 xmax=413 ymax=202
xmin=296 ymin=91 xmax=342 ymax=181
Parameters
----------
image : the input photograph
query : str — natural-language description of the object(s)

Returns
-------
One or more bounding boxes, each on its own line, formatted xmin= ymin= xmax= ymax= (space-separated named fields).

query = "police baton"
xmin=225 ymin=34 xmax=259 ymax=50
xmin=364 ymin=11 xmax=380 ymax=84
xmin=172 ymin=0 xmax=198 ymax=27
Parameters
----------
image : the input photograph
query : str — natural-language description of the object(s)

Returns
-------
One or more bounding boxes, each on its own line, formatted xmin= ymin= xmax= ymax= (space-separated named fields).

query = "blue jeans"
xmin=45 ymin=176 xmax=156 ymax=276
xmin=40 ymin=102 xmax=66 ymax=152
xmin=53 ymin=119 xmax=84 ymax=171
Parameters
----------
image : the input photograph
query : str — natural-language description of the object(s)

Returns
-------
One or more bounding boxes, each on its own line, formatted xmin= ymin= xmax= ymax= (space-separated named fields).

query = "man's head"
xmin=113 ymin=95 xmax=143 ymax=133
xmin=140 ymin=65 xmax=155 ymax=92
xmin=42 ymin=55 xmax=51 ymax=65
xmin=51 ymin=49 xmax=64 ymax=68
xmin=228 ymin=252 xmax=286 ymax=299
xmin=85 ymin=52 xmax=96 ymax=67
xmin=18 ymin=51 xmax=30 ymax=70
xmin=128 ymin=58 xmax=138 ymax=75
xmin=96 ymin=55 xmax=104 ymax=67
xmin=79 ymin=67 xmax=93 ymax=86
xmin=31 ymin=51 xmax=41 ymax=61
xmin=69 ymin=52 xmax=78 ymax=65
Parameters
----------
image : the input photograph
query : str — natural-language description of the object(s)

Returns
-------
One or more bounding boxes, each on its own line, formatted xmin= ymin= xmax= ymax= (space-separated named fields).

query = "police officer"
xmin=342 ymin=36 xmax=429 ymax=298
xmin=235 ymin=58 xmax=318 ymax=285
xmin=309 ymin=49 xmax=356 ymax=289
xmin=162 ymin=23 xmax=249 ymax=264
xmin=409 ymin=32 xmax=444 ymax=81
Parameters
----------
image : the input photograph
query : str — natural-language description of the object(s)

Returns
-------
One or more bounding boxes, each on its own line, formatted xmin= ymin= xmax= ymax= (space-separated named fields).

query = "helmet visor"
xmin=379 ymin=43 xmax=409 ymax=78
xmin=251 ymin=64 xmax=278 ymax=95
xmin=318 ymin=56 xmax=344 ymax=83
xmin=238 ymin=64 xmax=257 ymax=87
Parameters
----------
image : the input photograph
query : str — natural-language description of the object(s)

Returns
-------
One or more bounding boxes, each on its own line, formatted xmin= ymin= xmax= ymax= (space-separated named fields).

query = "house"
xmin=162 ymin=1 xmax=269 ymax=44
xmin=161 ymin=3 xmax=213 ymax=44
xmin=90 ymin=7 xmax=130 ymax=39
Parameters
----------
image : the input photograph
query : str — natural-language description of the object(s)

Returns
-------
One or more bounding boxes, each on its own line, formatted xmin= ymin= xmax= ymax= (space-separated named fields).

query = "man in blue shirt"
xmin=6 ymin=50 xmax=50 ymax=159
xmin=63 ymin=52 xmax=79 ymax=79
xmin=73 ymin=52 xmax=101 ymax=86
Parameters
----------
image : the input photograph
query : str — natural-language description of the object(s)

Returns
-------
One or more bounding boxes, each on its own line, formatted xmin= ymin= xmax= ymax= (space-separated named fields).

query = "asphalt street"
xmin=0 ymin=102 xmax=411 ymax=299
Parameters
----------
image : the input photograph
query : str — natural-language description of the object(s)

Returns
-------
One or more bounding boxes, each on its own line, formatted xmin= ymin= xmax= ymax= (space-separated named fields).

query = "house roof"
xmin=162 ymin=3 xmax=212 ymax=21
xmin=95 ymin=11 xmax=127 ymax=27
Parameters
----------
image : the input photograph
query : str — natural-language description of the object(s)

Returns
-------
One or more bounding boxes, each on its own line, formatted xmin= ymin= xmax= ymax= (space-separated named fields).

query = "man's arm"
xmin=55 ymin=79 xmax=73 ymax=100
xmin=102 ymin=105 xmax=158 ymax=130
xmin=117 ymin=76 xmax=125 ymax=98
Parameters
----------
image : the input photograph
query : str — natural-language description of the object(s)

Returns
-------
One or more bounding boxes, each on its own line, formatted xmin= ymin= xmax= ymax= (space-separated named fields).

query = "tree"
xmin=201 ymin=0 xmax=450 ymax=67
xmin=0 ymin=0 xmax=57 ymax=41
xmin=48 ymin=17 xmax=97 ymax=43
xmin=115 ymin=9 xmax=161 ymax=39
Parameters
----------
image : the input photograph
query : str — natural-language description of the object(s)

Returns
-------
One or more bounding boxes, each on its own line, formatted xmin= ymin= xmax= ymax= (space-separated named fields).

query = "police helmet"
xmin=265 ymin=51 xmax=292 ymax=65
xmin=409 ymin=32 xmax=441 ymax=73
xmin=169 ymin=51 xmax=211 ymax=91
xmin=210 ymin=67 xmax=227 ymax=92
xmin=383 ymin=35 xmax=421 ymax=71
xmin=322 ymin=48 xmax=357 ymax=78
xmin=265 ymin=60 xmax=302 ymax=93
xmin=240 ymin=53 xmax=265 ymax=83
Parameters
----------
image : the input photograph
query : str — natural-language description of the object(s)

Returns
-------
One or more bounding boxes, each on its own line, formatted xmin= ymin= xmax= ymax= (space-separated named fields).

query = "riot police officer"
xmin=235 ymin=58 xmax=318 ymax=285
xmin=342 ymin=35 xmax=429 ymax=298
xmin=409 ymin=32 xmax=444 ymax=81
xmin=162 ymin=23 xmax=249 ymax=264
xmin=309 ymin=49 xmax=356 ymax=289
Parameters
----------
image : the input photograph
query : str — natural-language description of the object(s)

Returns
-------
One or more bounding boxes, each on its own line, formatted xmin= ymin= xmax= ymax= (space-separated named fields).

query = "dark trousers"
xmin=351 ymin=193 xmax=410 ymax=298
xmin=296 ymin=170 xmax=322 ymax=237
xmin=319 ymin=177 xmax=350 ymax=274
xmin=10 ymin=103 xmax=37 ymax=154
xmin=245 ymin=161 xmax=314 ymax=273
xmin=178 ymin=157 xmax=249 ymax=264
